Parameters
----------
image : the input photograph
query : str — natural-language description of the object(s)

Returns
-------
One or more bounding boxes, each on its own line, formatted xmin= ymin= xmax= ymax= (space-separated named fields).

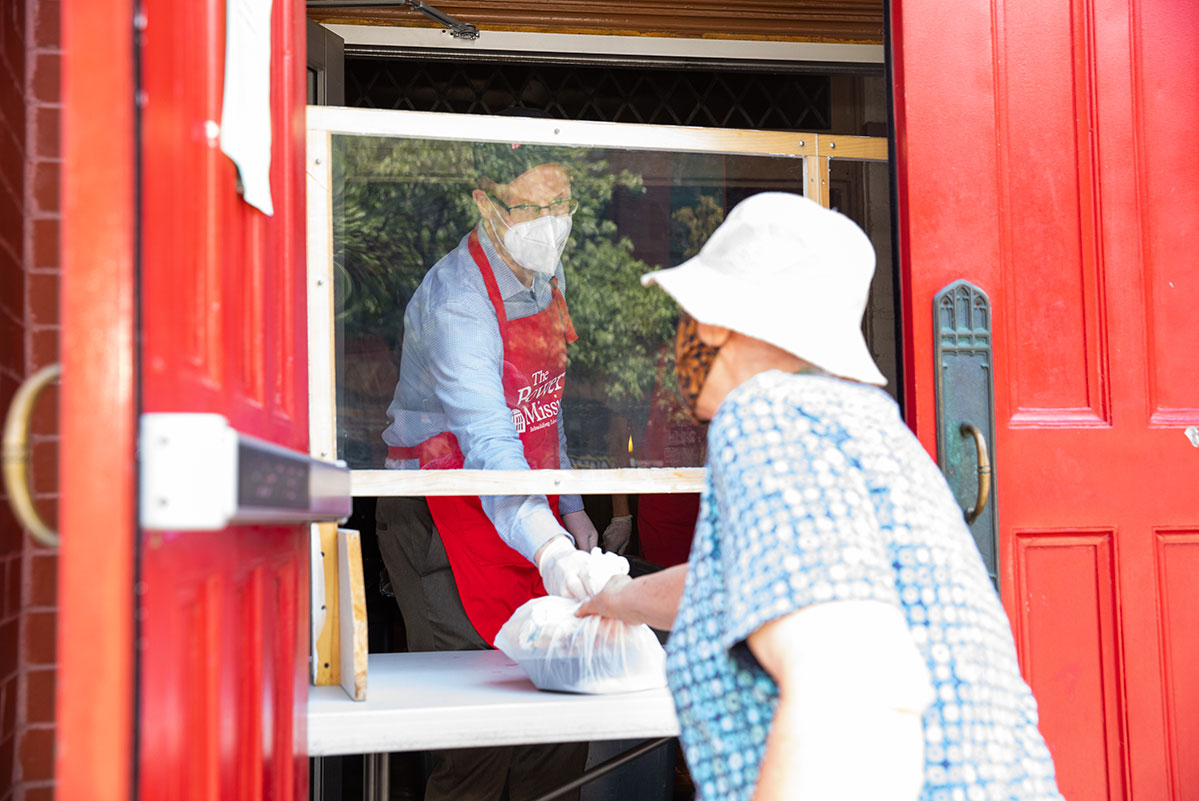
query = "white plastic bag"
xmin=495 ymin=596 xmax=667 ymax=694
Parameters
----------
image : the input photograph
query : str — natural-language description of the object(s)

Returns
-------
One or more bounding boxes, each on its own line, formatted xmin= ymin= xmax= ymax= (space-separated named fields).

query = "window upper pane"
xmin=329 ymin=131 xmax=814 ymax=471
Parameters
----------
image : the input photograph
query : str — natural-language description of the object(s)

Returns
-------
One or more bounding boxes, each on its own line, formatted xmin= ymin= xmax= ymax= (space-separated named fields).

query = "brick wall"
xmin=0 ymin=0 xmax=61 ymax=798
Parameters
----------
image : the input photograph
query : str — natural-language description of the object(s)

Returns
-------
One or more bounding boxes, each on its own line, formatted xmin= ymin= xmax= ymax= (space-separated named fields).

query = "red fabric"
xmin=637 ymin=347 xmax=704 ymax=567
xmin=410 ymin=231 xmax=576 ymax=645
xmin=637 ymin=492 xmax=701 ymax=567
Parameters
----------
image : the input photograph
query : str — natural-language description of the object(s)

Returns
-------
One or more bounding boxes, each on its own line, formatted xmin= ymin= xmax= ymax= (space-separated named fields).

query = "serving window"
xmin=306 ymin=107 xmax=888 ymax=498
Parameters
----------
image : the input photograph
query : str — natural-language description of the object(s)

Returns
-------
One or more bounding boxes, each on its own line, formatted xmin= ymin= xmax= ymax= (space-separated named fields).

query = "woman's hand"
xmin=575 ymin=564 xmax=688 ymax=631
xmin=576 ymin=574 xmax=636 ymax=621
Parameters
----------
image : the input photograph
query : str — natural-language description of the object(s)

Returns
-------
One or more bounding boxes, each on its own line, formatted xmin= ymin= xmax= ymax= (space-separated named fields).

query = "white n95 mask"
xmin=497 ymin=214 xmax=572 ymax=276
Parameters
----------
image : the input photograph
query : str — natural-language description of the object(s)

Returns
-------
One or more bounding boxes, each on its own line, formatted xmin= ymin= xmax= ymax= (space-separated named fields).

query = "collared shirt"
xmin=667 ymin=370 xmax=1063 ymax=801
xmin=382 ymin=224 xmax=583 ymax=562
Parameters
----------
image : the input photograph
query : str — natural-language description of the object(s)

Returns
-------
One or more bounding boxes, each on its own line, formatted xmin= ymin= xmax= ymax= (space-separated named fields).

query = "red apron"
xmin=390 ymin=230 xmax=577 ymax=645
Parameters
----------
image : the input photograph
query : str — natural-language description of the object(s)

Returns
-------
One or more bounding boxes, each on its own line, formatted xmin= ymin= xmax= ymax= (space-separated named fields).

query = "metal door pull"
xmin=959 ymin=422 xmax=991 ymax=525
xmin=2 ymin=363 xmax=61 ymax=547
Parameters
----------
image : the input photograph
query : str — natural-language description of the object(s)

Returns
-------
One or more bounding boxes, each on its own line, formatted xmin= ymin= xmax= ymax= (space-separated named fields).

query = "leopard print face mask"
xmin=674 ymin=313 xmax=722 ymax=422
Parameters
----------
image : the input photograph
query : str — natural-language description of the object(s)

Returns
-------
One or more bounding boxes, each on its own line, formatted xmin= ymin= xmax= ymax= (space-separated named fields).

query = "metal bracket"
xmin=140 ymin=413 xmax=352 ymax=530
xmin=306 ymin=0 xmax=480 ymax=40
xmin=528 ymin=738 xmax=675 ymax=801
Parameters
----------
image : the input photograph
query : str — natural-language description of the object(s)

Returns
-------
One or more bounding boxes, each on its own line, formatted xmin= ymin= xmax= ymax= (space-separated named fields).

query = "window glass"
xmin=830 ymin=158 xmax=897 ymax=390
xmin=330 ymin=134 xmax=809 ymax=470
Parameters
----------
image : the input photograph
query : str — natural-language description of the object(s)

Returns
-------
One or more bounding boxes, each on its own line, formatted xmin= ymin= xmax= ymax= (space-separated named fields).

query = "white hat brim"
xmin=642 ymin=256 xmax=887 ymax=387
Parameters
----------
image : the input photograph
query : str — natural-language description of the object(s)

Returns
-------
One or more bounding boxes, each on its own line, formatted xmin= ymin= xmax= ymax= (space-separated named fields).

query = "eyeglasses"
xmin=487 ymin=193 xmax=579 ymax=223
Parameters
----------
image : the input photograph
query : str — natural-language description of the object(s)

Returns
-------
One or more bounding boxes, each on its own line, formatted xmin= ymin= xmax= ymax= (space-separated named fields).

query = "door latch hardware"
xmin=2 ymin=363 xmax=61 ymax=547
xmin=959 ymin=422 xmax=992 ymax=524
xmin=934 ymin=280 xmax=999 ymax=585
xmin=140 ymin=413 xmax=351 ymax=530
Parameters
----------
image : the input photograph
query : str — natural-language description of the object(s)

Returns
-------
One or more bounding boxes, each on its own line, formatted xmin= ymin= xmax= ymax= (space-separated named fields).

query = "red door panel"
xmin=138 ymin=0 xmax=309 ymax=798
xmin=1137 ymin=2 xmax=1199 ymax=426
xmin=1013 ymin=532 xmax=1124 ymax=800
xmin=1156 ymin=532 xmax=1199 ymax=799
xmin=59 ymin=0 xmax=138 ymax=797
xmin=893 ymin=1 xmax=1199 ymax=800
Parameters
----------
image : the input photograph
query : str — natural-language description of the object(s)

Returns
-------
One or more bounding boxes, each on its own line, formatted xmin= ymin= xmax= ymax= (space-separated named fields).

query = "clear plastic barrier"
xmin=330 ymin=134 xmax=813 ymax=471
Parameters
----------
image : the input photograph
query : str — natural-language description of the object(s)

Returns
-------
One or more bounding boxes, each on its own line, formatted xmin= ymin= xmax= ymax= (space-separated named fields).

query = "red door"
xmin=893 ymin=1 xmax=1199 ymax=799
xmin=59 ymin=0 xmax=310 ymax=798
xmin=137 ymin=0 xmax=311 ymax=798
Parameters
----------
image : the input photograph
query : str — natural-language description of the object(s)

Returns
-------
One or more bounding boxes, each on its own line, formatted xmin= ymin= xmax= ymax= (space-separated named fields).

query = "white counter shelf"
xmin=308 ymin=650 xmax=680 ymax=756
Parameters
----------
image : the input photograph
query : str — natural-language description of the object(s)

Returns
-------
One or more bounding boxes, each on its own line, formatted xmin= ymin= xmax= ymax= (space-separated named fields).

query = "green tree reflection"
xmin=335 ymin=138 xmax=678 ymax=411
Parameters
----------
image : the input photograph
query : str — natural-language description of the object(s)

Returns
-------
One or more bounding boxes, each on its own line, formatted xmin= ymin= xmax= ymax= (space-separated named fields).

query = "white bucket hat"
xmin=641 ymin=192 xmax=887 ymax=386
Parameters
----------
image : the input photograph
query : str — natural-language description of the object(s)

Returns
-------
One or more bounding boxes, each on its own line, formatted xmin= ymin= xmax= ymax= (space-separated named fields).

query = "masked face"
xmin=492 ymin=212 xmax=572 ymax=276
xmin=481 ymin=162 xmax=575 ymax=277
xmin=674 ymin=313 xmax=722 ymax=422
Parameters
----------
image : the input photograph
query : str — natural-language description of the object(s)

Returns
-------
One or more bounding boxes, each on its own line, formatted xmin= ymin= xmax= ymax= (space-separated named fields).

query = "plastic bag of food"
xmin=495 ymin=596 xmax=667 ymax=694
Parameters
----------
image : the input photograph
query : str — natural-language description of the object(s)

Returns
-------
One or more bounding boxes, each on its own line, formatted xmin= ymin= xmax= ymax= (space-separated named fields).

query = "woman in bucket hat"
xmin=578 ymin=193 xmax=1063 ymax=801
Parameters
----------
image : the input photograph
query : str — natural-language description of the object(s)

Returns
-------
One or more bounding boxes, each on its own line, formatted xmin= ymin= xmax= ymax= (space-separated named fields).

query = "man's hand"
xmin=561 ymin=510 xmax=599 ymax=552
xmin=536 ymin=535 xmax=629 ymax=600
xmin=601 ymin=515 xmax=633 ymax=554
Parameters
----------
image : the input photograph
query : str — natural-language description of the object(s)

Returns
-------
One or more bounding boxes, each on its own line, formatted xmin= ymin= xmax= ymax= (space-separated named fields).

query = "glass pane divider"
xmin=350 ymin=468 xmax=706 ymax=497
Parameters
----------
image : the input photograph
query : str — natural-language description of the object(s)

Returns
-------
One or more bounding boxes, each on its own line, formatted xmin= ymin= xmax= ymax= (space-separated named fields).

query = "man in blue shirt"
xmin=376 ymin=140 xmax=621 ymax=801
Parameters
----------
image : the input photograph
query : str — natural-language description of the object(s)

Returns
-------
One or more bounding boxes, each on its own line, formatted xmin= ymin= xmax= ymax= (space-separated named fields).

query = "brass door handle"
xmin=959 ymin=422 xmax=991 ymax=525
xmin=2 ymin=363 xmax=61 ymax=547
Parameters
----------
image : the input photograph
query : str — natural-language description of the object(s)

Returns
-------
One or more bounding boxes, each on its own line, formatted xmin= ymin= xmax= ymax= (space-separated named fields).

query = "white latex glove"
xmin=582 ymin=547 xmax=631 ymax=595
xmin=538 ymin=536 xmax=630 ymax=600
xmin=601 ymin=515 xmax=633 ymax=554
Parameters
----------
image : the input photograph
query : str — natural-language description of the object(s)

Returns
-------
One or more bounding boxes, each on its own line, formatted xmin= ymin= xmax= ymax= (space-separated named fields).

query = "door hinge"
xmin=306 ymin=0 xmax=480 ymax=40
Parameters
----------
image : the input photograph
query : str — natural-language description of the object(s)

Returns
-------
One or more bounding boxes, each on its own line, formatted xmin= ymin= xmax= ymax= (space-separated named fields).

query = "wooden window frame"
xmin=305 ymin=106 xmax=886 ymax=497
xmin=317 ymin=24 xmax=886 ymax=66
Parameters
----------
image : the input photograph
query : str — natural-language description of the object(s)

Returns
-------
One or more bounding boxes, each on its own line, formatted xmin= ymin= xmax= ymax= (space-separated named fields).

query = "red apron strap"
xmin=550 ymin=280 xmax=577 ymax=344
xmin=388 ymin=445 xmax=419 ymax=460
xmin=468 ymin=230 xmax=509 ymax=338
xmin=470 ymin=229 xmax=575 ymax=345
xmin=388 ymin=431 xmax=460 ymax=465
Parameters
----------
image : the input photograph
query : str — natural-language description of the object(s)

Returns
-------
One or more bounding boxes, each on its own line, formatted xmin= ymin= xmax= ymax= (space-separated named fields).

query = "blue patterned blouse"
xmin=665 ymin=370 xmax=1063 ymax=801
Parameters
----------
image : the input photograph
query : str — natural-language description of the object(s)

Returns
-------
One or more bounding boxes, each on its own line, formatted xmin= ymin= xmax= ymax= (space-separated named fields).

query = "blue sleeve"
xmin=706 ymin=388 xmax=901 ymax=653
xmin=550 ymin=257 xmax=582 ymax=516
xmin=423 ymin=296 xmax=568 ymax=561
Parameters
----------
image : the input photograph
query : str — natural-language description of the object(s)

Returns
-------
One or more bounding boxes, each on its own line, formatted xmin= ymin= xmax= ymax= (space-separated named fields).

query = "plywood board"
xmin=309 ymin=524 xmax=326 ymax=684
xmin=314 ymin=522 xmax=340 ymax=686
xmin=338 ymin=528 xmax=369 ymax=701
